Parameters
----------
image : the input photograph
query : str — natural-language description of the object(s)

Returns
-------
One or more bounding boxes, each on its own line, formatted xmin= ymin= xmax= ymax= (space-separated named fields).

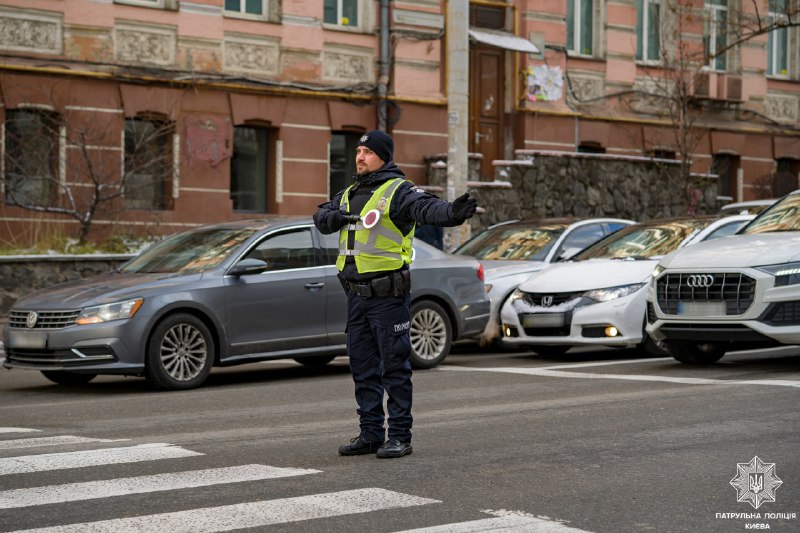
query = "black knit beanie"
xmin=357 ymin=130 xmax=394 ymax=164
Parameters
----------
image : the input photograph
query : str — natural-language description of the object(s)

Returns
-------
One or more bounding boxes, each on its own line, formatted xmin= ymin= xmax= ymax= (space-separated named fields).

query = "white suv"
xmin=646 ymin=190 xmax=800 ymax=363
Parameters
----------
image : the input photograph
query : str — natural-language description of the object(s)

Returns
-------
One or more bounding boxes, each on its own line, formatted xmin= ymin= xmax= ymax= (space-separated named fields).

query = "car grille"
xmin=5 ymin=347 xmax=116 ymax=367
xmin=518 ymin=291 xmax=582 ymax=307
xmin=655 ymin=273 xmax=756 ymax=316
xmin=762 ymin=301 xmax=800 ymax=326
xmin=8 ymin=309 xmax=81 ymax=330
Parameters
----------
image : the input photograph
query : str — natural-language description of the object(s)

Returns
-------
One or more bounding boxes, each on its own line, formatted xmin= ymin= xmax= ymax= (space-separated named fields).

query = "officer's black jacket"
xmin=313 ymin=162 xmax=463 ymax=282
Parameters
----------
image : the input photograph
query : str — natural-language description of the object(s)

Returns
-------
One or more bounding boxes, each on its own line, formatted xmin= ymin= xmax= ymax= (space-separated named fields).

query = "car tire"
xmin=293 ymin=355 xmax=336 ymax=366
xmin=409 ymin=300 xmax=452 ymax=369
xmin=664 ymin=340 xmax=726 ymax=364
xmin=145 ymin=313 xmax=215 ymax=390
xmin=531 ymin=345 xmax=570 ymax=357
xmin=638 ymin=335 xmax=670 ymax=357
xmin=40 ymin=371 xmax=97 ymax=386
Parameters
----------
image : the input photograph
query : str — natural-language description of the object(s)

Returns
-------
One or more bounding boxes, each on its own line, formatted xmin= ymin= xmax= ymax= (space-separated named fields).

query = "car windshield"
xmin=742 ymin=193 xmax=800 ymax=234
xmin=121 ymin=227 xmax=258 ymax=274
xmin=454 ymin=224 xmax=567 ymax=260
xmin=574 ymin=219 xmax=711 ymax=260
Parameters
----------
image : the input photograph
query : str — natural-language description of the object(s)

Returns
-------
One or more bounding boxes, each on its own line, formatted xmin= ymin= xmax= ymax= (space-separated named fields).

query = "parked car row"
xmin=3 ymin=193 xmax=795 ymax=390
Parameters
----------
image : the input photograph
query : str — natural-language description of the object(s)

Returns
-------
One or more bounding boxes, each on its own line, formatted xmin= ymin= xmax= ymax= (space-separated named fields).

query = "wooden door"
xmin=470 ymin=45 xmax=504 ymax=180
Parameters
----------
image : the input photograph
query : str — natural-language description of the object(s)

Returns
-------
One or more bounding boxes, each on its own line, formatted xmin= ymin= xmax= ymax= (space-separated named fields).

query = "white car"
xmin=647 ymin=190 xmax=800 ymax=363
xmin=453 ymin=218 xmax=634 ymax=345
xmin=499 ymin=215 xmax=754 ymax=356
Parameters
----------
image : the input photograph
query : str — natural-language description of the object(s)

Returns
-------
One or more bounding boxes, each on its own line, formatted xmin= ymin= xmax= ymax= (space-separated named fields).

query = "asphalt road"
xmin=0 ymin=345 xmax=798 ymax=532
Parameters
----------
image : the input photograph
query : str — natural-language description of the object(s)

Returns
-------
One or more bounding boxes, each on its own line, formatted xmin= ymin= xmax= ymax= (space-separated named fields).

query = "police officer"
xmin=314 ymin=130 xmax=477 ymax=459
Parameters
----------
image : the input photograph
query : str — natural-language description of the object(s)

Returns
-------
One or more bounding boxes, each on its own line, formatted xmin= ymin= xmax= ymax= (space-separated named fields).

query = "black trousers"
xmin=346 ymin=291 xmax=413 ymax=443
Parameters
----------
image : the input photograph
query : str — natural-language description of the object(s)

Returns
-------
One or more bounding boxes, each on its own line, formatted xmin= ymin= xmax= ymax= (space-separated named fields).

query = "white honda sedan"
xmin=498 ymin=215 xmax=753 ymax=356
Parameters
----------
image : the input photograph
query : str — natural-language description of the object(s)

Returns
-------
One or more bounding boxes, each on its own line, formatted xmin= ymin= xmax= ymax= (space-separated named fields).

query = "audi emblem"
xmin=686 ymin=274 xmax=714 ymax=288
xmin=26 ymin=311 xmax=38 ymax=329
xmin=541 ymin=295 xmax=554 ymax=307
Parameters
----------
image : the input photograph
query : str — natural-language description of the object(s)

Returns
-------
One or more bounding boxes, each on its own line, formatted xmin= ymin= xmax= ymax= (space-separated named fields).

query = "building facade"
xmin=0 ymin=0 xmax=798 ymax=245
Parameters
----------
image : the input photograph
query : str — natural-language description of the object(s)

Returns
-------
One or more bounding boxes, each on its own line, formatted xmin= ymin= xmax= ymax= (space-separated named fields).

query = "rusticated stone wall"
xmin=0 ymin=255 xmax=132 ymax=318
xmin=425 ymin=151 xmax=720 ymax=233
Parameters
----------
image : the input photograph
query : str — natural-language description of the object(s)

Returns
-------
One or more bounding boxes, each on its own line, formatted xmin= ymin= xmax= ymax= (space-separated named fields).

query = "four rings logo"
xmin=686 ymin=274 xmax=715 ymax=288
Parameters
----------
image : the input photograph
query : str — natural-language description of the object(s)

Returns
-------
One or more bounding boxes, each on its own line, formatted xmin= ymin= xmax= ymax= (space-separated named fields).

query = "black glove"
xmin=328 ymin=209 xmax=349 ymax=232
xmin=452 ymin=193 xmax=477 ymax=222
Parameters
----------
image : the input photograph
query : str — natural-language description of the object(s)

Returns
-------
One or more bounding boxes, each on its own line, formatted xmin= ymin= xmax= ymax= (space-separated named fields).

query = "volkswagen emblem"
xmin=26 ymin=311 xmax=38 ymax=329
xmin=686 ymin=274 xmax=715 ymax=288
xmin=541 ymin=295 xmax=554 ymax=307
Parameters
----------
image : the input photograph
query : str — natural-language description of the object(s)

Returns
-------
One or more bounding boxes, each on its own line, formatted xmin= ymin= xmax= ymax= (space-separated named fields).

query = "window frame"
xmin=704 ymin=0 xmax=729 ymax=72
xmin=123 ymin=117 xmax=176 ymax=211
xmin=230 ymin=124 xmax=272 ymax=214
xmin=767 ymin=0 xmax=791 ymax=78
xmin=567 ymin=0 xmax=596 ymax=57
xmin=636 ymin=0 xmax=661 ymax=64
xmin=323 ymin=0 xmax=365 ymax=32
xmin=2 ymin=108 xmax=61 ymax=208
xmin=223 ymin=0 xmax=274 ymax=22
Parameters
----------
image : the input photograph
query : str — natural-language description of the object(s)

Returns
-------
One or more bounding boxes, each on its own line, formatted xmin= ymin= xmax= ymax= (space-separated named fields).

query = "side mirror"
xmin=228 ymin=258 xmax=269 ymax=277
xmin=557 ymin=247 xmax=582 ymax=261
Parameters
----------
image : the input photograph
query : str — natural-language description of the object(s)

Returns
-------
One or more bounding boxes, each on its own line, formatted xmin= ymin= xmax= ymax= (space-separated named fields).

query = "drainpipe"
xmin=378 ymin=0 xmax=390 ymax=131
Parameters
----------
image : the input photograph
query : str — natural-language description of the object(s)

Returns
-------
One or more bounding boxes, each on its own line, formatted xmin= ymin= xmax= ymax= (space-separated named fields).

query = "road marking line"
xmin=0 ymin=443 xmax=202 ymax=475
xmin=442 ymin=366 xmax=800 ymax=388
xmin=0 ymin=464 xmax=321 ymax=509
xmin=540 ymin=358 xmax=671 ymax=369
xmin=10 ymin=488 xmax=440 ymax=532
xmin=395 ymin=510 xmax=592 ymax=532
xmin=0 ymin=436 xmax=127 ymax=450
xmin=0 ymin=428 xmax=41 ymax=434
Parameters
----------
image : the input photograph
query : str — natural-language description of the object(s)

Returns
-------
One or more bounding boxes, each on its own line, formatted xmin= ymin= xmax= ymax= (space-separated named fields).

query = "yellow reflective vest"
xmin=336 ymin=178 xmax=414 ymax=273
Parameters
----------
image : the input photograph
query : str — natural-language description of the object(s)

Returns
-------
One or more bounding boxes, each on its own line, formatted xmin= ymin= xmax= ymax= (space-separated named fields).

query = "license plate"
xmin=521 ymin=313 xmax=565 ymax=328
xmin=7 ymin=330 xmax=48 ymax=349
xmin=677 ymin=301 xmax=726 ymax=316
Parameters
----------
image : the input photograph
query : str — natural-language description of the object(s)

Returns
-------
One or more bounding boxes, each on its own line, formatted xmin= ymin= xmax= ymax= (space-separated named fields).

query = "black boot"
xmin=376 ymin=439 xmax=412 ymax=458
xmin=338 ymin=436 xmax=384 ymax=456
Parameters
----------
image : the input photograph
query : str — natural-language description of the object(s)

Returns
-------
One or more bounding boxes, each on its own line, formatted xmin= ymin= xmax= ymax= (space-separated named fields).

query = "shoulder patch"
xmin=409 ymin=185 xmax=426 ymax=194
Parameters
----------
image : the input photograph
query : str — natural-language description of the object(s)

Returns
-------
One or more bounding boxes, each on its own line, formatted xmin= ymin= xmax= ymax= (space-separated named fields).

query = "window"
xmin=124 ymin=118 xmax=173 ymax=211
xmin=774 ymin=157 xmax=800 ymax=196
xmin=768 ymin=0 xmax=790 ymax=77
xmin=3 ymin=110 xmax=59 ymax=207
xmin=329 ymin=132 xmax=359 ymax=198
xmin=711 ymin=153 xmax=740 ymax=201
xmin=705 ymin=0 xmax=728 ymax=71
xmin=230 ymin=125 xmax=269 ymax=213
xmin=224 ymin=0 xmax=266 ymax=16
xmin=578 ymin=141 xmax=605 ymax=154
xmin=324 ymin=0 xmax=358 ymax=27
xmin=567 ymin=0 xmax=594 ymax=56
xmin=636 ymin=0 xmax=660 ymax=62
xmin=245 ymin=229 xmax=315 ymax=271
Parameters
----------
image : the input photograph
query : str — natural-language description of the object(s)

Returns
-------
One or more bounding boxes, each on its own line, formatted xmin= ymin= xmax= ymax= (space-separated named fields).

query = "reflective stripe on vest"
xmin=336 ymin=178 xmax=413 ymax=273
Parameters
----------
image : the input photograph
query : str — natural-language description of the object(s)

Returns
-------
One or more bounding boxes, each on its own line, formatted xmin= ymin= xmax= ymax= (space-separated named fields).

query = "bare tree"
xmin=624 ymin=0 xmax=800 ymax=208
xmin=3 ymin=107 xmax=179 ymax=245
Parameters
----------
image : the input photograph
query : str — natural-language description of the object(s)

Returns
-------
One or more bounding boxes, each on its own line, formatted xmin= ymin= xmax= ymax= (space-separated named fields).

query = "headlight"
xmin=583 ymin=283 xmax=645 ymax=303
xmin=507 ymin=289 xmax=526 ymax=305
xmin=758 ymin=262 xmax=800 ymax=287
xmin=76 ymin=298 xmax=143 ymax=325
xmin=651 ymin=264 xmax=664 ymax=280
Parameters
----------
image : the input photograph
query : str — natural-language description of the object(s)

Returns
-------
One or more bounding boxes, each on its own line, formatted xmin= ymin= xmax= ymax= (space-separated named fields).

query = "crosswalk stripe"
xmin=0 ymin=428 xmax=41 ymax=435
xmin=0 ymin=443 xmax=202 ymax=475
xmin=394 ymin=514 xmax=593 ymax=532
xmin=0 ymin=436 xmax=126 ymax=450
xmin=0 ymin=464 xmax=321 ymax=509
xmin=10 ymin=488 xmax=441 ymax=533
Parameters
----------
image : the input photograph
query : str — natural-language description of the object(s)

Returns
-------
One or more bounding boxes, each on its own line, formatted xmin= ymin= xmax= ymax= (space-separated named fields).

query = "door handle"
xmin=304 ymin=282 xmax=324 ymax=290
